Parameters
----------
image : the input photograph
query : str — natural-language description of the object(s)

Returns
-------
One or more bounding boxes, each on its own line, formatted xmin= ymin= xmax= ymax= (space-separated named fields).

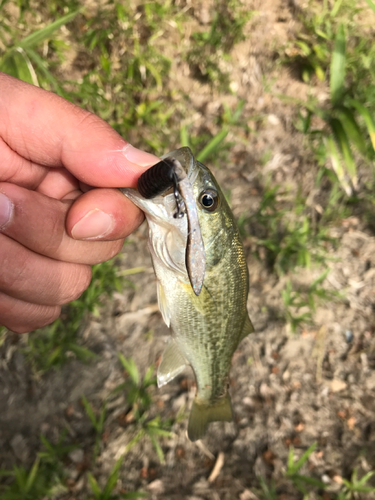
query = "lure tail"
xmin=187 ymin=393 xmax=232 ymax=441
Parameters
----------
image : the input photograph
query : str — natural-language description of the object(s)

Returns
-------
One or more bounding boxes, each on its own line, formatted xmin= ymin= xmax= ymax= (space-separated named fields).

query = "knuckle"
xmin=37 ymin=305 xmax=61 ymax=328
xmin=0 ymin=296 xmax=61 ymax=333
xmin=0 ymin=239 xmax=32 ymax=290
xmin=59 ymin=265 xmax=92 ymax=304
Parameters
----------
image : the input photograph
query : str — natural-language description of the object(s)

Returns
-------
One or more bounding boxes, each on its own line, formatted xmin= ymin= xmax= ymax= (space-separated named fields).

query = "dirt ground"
xmin=1 ymin=1 xmax=375 ymax=499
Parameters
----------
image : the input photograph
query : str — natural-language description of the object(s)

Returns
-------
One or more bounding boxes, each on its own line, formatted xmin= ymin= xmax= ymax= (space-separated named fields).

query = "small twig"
xmin=195 ymin=439 xmax=215 ymax=460
xmin=208 ymin=451 xmax=225 ymax=483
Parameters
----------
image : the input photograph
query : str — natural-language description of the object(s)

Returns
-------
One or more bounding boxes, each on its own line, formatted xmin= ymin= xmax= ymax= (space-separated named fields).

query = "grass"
xmin=1 ymin=0 xmax=375 ymax=498
xmin=281 ymin=0 xmax=375 ymax=198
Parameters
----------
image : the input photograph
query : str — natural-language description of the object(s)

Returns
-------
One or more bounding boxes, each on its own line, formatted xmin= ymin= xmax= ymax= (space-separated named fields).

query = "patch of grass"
xmin=256 ymin=443 xmax=375 ymax=499
xmin=339 ymin=468 xmax=375 ymax=499
xmin=88 ymin=455 xmax=146 ymax=499
xmin=82 ymin=396 xmax=107 ymax=461
xmin=0 ymin=432 xmax=75 ymax=499
xmin=112 ymin=354 xmax=173 ymax=464
xmin=241 ymin=184 xmax=334 ymax=276
xmin=285 ymin=442 xmax=326 ymax=495
xmin=282 ymin=1 xmax=375 ymax=198
xmin=282 ymin=270 xmax=341 ymax=332
xmin=186 ymin=0 xmax=255 ymax=89
xmin=0 ymin=2 xmax=80 ymax=94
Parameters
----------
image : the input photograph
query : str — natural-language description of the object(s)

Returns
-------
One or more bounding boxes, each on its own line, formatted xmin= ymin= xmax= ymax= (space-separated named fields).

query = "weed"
xmin=112 ymin=354 xmax=173 ymax=463
xmin=338 ymin=468 xmax=375 ymax=499
xmin=0 ymin=432 xmax=75 ymax=499
xmin=281 ymin=279 xmax=314 ymax=333
xmin=0 ymin=5 xmax=80 ymax=94
xmin=185 ymin=0 xmax=254 ymax=89
xmin=282 ymin=270 xmax=341 ymax=332
xmin=82 ymin=396 xmax=107 ymax=460
xmin=257 ymin=475 xmax=277 ymax=500
xmin=285 ymin=442 xmax=325 ymax=495
xmin=244 ymin=184 xmax=333 ymax=276
xmin=282 ymin=1 xmax=375 ymax=197
xmin=88 ymin=455 xmax=146 ymax=500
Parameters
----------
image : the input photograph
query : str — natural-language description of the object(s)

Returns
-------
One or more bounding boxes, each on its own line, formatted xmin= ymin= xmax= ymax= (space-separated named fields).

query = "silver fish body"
xmin=121 ymin=147 xmax=253 ymax=441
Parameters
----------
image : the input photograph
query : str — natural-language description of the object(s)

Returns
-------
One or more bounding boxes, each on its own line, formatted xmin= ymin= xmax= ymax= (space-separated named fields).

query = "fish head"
xmin=120 ymin=147 xmax=236 ymax=281
xmin=165 ymin=148 xmax=235 ymax=271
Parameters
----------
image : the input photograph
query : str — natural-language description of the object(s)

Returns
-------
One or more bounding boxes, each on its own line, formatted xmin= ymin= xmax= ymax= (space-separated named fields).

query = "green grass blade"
xmin=196 ymin=128 xmax=228 ymax=163
xmin=118 ymin=354 xmax=140 ymax=386
xmin=330 ymin=0 xmax=344 ymax=17
xmin=330 ymin=118 xmax=357 ymax=188
xmin=364 ymin=0 xmax=375 ymax=14
xmin=330 ymin=24 xmax=346 ymax=105
xmin=103 ymin=456 xmax=124 ymax=497
xmin=25 ymin=48 xmax=64 ymax=94
xmin=0 ymin=49 xmax=39 ymax=85
xmin=82 ymin=396 xmax=98 ymax=428
xmin=149 ymin=435 xmax=165 ymax=464
xmin=287 ymin=446 xmax=295 ymax=473
xmin=25 ymin=457 xmax=40 ymax=493
xmin=180 ymin=124 xmax=190 ymax=148
xmin=325 ymin=135 xmax=352 ymax=196
xmin=88 ymin=473 xmax=101 ymax=497
xmin=292 ymin=442 xmax=317 ymax=473
xmin=309 ymin=269 xmax=330 ymax=291
xmin=18 ymin=10 xmax=81 ymax=49
xmin=338 ymin=107 xmax=367 ymax=156
xmin=349 ymin=99 xmax=375 ymax=152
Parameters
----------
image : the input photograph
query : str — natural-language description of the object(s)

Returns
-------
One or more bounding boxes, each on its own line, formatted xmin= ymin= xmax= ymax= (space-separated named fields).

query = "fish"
xmin=120 ymin=147 xmax=253 ymax=441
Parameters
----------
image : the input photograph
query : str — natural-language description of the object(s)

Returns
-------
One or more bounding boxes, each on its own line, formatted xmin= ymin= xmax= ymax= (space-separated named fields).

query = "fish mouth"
xmin=161 ymin=147 xmax=197 ymax=181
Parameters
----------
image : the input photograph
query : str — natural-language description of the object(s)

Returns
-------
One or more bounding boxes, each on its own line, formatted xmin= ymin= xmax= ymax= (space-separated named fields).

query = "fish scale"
xmin=121 ymin=147 xmax=254 ymax=441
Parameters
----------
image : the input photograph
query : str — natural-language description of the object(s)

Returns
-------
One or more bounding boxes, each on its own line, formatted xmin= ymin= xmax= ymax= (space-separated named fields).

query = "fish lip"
xmin=161 ymin=147 xmax=196 ymax=179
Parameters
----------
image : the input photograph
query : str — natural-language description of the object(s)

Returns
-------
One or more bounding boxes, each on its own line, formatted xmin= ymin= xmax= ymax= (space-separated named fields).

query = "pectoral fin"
xmin=157 ymin=339 xmax=186 ymax=388
xmin=187 ymin=393 xmax=232 ymax=442
xmin=157 ymin=281 xmax=171 ymax=328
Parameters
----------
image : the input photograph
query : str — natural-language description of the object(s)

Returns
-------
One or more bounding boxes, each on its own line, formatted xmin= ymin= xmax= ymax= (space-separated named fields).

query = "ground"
xmin=1 ymin=1 xmax=375 ymax=499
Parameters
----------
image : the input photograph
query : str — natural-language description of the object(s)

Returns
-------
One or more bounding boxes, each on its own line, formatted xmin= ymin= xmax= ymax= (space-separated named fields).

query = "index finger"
xmin=0 ymin=72 xmax=159 ymax=187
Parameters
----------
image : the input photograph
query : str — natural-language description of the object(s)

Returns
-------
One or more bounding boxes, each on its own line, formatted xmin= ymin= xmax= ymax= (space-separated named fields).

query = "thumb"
xmin=0 ymin=72 xmax=159 ymax=188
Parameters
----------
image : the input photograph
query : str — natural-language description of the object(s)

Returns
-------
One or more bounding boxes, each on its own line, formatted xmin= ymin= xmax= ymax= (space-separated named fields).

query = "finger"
xmin=0 ymin=73 xmax=159 ymax=188
xmin=0 ymin=183 xmax=131 ymax=263
xmin=0 ymin=291 xmax=61 ymax=334
xmin=0 ymin=233 xmax=92 ymax=306
xmin=36 ymin=167 xmax=80 ymax=199
xmin=0 ymin=136 xmax=48 ymax=188
xmin=67 ymin=188 xmax=144 ymax=241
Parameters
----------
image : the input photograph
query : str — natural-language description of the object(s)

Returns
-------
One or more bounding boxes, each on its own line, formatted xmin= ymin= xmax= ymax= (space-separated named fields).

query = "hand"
xmin=0 ymin=72 xmax=159 ymax=333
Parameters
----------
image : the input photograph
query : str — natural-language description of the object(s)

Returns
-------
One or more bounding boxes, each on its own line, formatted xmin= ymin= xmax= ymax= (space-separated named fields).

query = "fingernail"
xmin=122 ymin=144 xmax=159 ymax=166
xmin=71 ymin=209 xmax=114 ymax=240
xmin=0 ymin=192 xmax=13 ymax=229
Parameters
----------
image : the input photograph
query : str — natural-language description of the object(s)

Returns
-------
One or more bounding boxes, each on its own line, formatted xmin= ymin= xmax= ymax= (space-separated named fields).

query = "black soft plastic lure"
xmin=137 ymin=158 xmax=186 ymax=218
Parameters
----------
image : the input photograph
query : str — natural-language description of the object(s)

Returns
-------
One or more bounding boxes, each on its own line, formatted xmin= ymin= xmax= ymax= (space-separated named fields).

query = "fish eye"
xmin=198 ymin=189 xmax=219 ymax=212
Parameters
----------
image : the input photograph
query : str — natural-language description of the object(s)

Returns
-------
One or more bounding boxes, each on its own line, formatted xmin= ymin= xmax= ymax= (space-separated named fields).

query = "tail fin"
xmin=187 ymin=393 xmax=232 ymax=442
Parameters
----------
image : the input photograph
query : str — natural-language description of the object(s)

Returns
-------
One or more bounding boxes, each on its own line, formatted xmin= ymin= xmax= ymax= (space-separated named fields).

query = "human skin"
xmin=0 ymin=72 xmax=159 ymax=333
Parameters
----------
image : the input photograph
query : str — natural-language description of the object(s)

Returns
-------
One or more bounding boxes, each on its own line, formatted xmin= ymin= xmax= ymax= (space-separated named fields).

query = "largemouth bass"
xmin=121 ymin=147 xmax=253 ymax=441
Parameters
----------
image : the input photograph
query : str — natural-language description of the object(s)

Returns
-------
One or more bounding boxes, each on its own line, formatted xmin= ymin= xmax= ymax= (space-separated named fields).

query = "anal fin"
xmin=157 ymin=339 xmax=186 ymax=388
